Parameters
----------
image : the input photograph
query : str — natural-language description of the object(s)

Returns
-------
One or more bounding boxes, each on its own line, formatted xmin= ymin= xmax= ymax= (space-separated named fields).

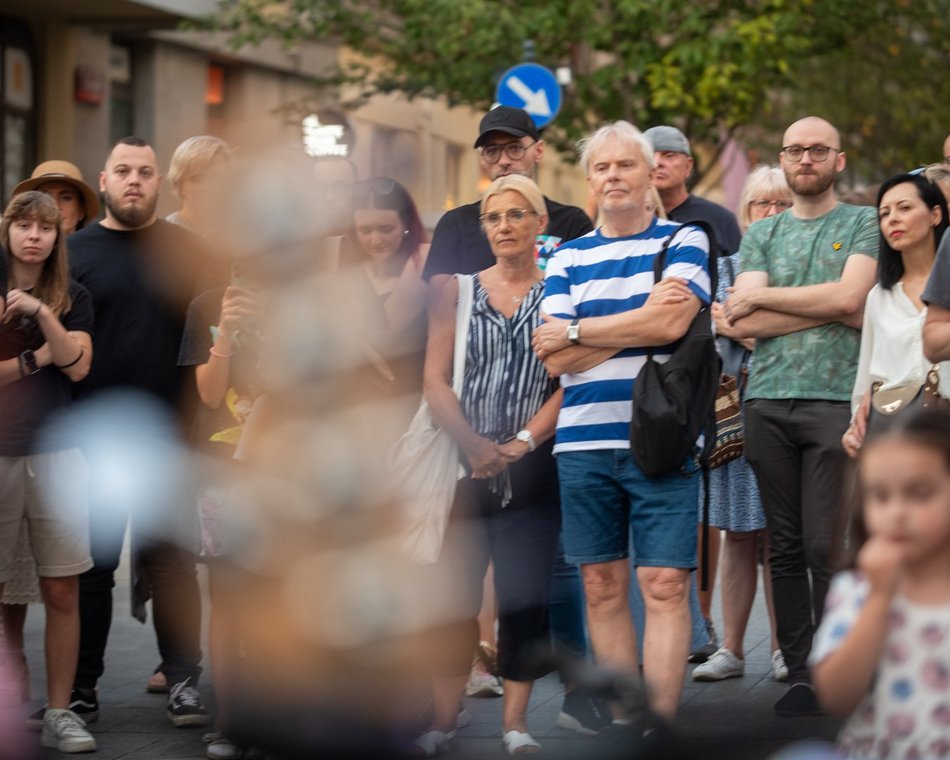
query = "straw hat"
xmin=12 ymin=160 xmax=100 ymax=220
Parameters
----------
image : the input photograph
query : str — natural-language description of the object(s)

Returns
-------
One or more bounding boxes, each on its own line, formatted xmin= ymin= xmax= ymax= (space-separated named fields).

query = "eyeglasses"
xmin=781 ymin=145 xmax=839 ymax=163
xmin=478 ymin=208 xmax=538 ymax=227
xmin=749 ymin=199 xmax=793 ymax=211
xmin=479 ymin=141 xmax=536 ymax=164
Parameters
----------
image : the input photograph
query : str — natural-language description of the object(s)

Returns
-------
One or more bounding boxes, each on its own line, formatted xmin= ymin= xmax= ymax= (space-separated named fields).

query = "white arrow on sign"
xmin=505 ymin=76 xmax=552 ymax=118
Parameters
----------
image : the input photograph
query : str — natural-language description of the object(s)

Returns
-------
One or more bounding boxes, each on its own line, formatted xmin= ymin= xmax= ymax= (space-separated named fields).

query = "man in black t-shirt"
xmin=422 ymin=106 xmax=593 ymax=290
xmin=644 ymin=125 xmax=742 ymax=258
xmin=60 ymin=137 xmax=210 ymax=730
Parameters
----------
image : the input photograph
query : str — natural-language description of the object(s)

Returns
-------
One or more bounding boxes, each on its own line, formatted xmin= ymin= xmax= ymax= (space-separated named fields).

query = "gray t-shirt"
xmin=922 ymin=233 xmax=950 ymax=308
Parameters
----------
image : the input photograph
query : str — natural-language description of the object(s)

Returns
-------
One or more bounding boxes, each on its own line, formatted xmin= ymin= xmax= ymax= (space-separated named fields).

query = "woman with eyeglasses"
xmin=0 ymin=191 xmax=96 ymax=752
xmin=349 ymin=178 xmax=430 ymax=417
xmin=691 ymin=165 xmax=792 ymax=684
xmin=842 ymin=173 xmax=950 ymax=457
xmin=417 ymin=174 xmax=562 ymax=757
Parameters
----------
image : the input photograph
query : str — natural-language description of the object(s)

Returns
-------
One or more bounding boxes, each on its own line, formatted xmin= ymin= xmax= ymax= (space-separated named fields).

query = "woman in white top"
xmin=843 ymin=173 xmax=949 ymax=457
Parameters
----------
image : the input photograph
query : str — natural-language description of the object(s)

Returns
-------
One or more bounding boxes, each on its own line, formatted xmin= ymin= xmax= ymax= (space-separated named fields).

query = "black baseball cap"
xmin=474 ymin=106 xmax=540 ymax=148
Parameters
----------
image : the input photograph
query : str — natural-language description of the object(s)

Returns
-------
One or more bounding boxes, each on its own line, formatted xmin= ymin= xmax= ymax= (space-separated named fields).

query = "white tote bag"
xmin=390 ymin=274 xmax=474 ymax=564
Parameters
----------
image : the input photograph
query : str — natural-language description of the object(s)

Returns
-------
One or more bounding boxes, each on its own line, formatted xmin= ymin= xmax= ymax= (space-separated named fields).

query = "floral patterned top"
xmin=811 ymin=571 xmax=950 ymax=759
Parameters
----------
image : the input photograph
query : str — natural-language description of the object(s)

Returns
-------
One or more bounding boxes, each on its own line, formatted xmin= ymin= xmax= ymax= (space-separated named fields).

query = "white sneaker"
xmin=41 ymin=708 xmax=97 ymax=753
xmin=691 ymin=646 xmax=744 ymax=681
xmin=465 ymin=665 xmax=503 ymax=697
xmin=411 ymin=729 xmax=453 ymax=757
xmin=771 ymin=649 xmax=789 ymax=682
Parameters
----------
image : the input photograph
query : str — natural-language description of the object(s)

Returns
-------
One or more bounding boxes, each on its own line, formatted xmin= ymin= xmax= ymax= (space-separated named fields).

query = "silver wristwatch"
xmin=567 ymin=318 xmax=581 ymax=345
xmin=515 ymin=429 xmax=537 ymax=451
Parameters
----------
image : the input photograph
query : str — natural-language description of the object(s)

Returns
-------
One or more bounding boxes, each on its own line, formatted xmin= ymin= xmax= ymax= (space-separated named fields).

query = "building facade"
xmin=0 ymin=0 xmax=588 ymax=221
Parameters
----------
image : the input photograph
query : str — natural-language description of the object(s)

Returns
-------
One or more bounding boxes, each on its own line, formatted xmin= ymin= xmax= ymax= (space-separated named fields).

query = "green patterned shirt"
xmin=740 ymin=203 xmax=879 ymax=401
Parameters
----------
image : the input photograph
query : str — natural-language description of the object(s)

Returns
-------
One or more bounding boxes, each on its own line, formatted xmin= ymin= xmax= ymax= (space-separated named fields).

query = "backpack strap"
xmin=646 ymin=227 xmax=685 ymax=362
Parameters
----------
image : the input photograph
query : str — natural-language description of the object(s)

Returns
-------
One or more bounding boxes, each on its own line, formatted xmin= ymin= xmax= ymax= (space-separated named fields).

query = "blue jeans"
xmin=549 ymin=533 xmax=587 ymax=661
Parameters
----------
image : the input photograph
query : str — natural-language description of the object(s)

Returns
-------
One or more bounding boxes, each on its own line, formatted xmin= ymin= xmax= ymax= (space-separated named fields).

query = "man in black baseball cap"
xmin=423 ymin=106 xmax=591 ymax=286
xmin=473 ymin=105 xmax=540 ymax=148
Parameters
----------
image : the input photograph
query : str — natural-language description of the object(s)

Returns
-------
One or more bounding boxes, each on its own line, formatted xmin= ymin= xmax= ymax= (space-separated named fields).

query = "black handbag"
xmin=630 ymin=222 xmax=721 ymax=477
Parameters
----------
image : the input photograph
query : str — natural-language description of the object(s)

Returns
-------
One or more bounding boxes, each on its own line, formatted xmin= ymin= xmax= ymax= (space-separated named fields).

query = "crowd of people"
xmin=0 ymin=106 xmax=948 ymax=760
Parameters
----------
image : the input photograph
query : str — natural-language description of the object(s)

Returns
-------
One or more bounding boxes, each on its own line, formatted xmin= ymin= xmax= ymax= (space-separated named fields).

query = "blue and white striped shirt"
xmin=542 ymin=217 xmax=711 ymax=453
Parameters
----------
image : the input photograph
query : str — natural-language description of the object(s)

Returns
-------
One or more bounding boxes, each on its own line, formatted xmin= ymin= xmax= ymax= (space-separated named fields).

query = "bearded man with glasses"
xmin=723 ymin=116 xmax=879 ymax=717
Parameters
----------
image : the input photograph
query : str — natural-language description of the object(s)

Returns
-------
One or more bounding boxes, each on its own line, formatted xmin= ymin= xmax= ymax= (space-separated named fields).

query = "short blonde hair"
xmin=738 ymin=165 xmax=792 ymax=231
xmin=480 ymin=174 xmax=546 ymax=217
xmin=167 ymin=135 xmax=232 ymax=195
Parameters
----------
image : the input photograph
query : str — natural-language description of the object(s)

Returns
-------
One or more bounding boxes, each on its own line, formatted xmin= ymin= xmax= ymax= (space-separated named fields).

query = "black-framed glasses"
xmin=479 ymin=140 xmax=537 ymax=164
xmin=478 ymin=208 xmax=538 ymax=227
xmin=782 ymin=145 xmax=838 ymax=163
xmin=749 ymin=199 xmax=793 ymax=211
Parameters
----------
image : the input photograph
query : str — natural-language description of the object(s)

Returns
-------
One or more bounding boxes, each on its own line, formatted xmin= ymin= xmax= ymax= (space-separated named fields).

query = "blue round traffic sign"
xmin=495 ymin=63 xmax=562 ymax=129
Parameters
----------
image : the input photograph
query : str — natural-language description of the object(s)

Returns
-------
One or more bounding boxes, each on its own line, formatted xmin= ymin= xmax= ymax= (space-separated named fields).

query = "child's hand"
xmin=857 ymin=535 xmax=904 ymax=598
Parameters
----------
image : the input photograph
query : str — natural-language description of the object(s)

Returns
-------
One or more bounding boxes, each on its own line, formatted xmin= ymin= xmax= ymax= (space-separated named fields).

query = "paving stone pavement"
xmin=17 ymin=554 xmax=841 ymax=759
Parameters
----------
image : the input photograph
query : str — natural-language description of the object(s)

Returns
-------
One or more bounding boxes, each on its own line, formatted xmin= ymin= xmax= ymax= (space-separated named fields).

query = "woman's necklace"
xmin=496 ymin=275 xmax=539 ymax=305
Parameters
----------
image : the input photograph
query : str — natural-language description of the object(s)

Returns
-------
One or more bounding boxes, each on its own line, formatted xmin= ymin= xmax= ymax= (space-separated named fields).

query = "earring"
xmin=403 ymin=229 xmax=410 ymax=237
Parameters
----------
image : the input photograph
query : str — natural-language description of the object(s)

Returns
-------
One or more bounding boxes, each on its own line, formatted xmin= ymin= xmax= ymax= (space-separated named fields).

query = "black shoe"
xmin=25 ymin=687 xmax=99 ymax=731
xmin=167 ymin=676 xmax=210 ymax=728
xmin=556 ymin=688 xmax=612 ymax=736
xmin=688 ymin=618 xmax=720 ymax=663
xmin=774 ymin=683 xmax=823 ymax=716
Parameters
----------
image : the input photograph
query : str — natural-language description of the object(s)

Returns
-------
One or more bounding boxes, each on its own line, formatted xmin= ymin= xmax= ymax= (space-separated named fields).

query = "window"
xmin=0 ymin=17 xmax=36 ymax=202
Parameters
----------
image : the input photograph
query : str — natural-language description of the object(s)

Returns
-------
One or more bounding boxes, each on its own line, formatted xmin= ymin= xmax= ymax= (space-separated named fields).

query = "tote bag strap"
xmin=451 ymin=274 xmax=475 ymax=398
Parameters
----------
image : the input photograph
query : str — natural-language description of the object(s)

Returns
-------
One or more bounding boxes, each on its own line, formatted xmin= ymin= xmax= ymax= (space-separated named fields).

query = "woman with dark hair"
xmin=813 ymin=408 xmax=950 ymax=757
xmin=3 ymin=161 xmax=100 ymax=706
xmin=0 ymin=191 xmax=96 ymax=753
xmin=843 ymin=173 xmax=950 ymax=457
xmin=350 ymin=178 xmax=429 ymax=408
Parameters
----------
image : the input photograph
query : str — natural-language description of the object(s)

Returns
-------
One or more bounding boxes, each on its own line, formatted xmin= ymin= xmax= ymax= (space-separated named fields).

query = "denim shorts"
xmin=557 ymin=449 xmax=699 ymax=568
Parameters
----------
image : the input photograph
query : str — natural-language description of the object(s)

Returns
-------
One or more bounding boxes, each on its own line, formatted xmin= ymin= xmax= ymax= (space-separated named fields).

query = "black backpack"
xmin=629 ymin=221 xmax=721 ymax=588
xmin=630 ymin=220 xmax=720 ymax=477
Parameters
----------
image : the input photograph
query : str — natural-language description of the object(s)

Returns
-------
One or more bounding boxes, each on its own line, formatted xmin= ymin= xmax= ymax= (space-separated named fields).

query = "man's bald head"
xmin=943 ymin=134 xmax=950 ymax=163
xmin=782 ymin=117 xmax=841 ymax=150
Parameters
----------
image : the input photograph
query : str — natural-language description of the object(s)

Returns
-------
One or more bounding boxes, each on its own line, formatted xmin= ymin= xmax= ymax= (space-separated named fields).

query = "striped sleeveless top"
xmin=460 ymin=274 xmax=558 ymax=443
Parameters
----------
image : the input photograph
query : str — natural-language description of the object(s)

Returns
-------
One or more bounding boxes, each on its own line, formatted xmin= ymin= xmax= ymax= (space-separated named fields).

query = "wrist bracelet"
xmin=209 ymin=346 xmax=233 ymax=359
xmin=55 ymin=347 xmax=84 ymax=369
xmin=30 ymin=302 xmax=42 ymax=318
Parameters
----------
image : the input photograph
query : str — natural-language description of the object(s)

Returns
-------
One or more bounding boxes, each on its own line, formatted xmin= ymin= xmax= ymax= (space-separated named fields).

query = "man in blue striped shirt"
xmin=532 ymin=121 xmax=711 ymax=721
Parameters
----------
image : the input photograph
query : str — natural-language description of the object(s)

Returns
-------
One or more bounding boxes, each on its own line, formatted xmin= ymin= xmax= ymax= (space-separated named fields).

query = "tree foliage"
xmin=209 ymin=0 xmax=950 ymax=181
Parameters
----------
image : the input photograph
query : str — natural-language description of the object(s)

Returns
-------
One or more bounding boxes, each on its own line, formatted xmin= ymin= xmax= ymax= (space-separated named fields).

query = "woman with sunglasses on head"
xmin=843 ymin=174 xmax=950 ymax=458
xmin=349 ymin=178 xmax=430 ymax=417
xmin=692 ymin=166 xmax=792 ymax=684
xmin=0 ymin=191 xmax=95 ymax=753
xmin=416 ymin=174 xmax=562 ymax=757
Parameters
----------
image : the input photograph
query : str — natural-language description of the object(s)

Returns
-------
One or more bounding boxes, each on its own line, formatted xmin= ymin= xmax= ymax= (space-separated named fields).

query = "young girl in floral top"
xmin=812 ymin=409 xmax=950 ymax=759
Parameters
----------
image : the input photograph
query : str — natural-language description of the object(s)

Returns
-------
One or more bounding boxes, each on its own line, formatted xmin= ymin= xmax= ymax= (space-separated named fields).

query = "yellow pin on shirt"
xmin=833 ymin=242 xmax=842 ymax=250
